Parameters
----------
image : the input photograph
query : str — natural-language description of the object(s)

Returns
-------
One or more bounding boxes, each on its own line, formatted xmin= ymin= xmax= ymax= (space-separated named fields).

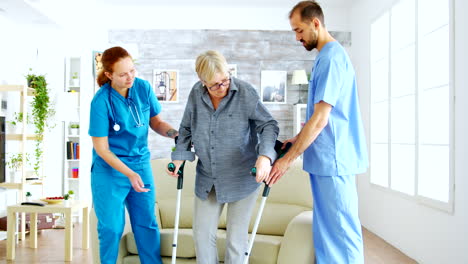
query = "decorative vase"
xmin=71 ymin=79 xmax=79 ymax=87
xmin=9 ymin=171 xmax=21 ymax=183
xmin=70 ymin=128 xmax=79 ymax=136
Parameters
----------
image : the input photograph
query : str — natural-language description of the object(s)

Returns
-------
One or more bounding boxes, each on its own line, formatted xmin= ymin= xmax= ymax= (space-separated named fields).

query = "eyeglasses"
xmin=205 ymin=78 xmax=230 ymax=91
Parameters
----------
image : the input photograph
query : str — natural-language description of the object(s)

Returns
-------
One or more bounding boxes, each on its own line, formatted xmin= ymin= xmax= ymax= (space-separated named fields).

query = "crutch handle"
xmin=250 ymin=167 xmax=257 ymax=177
xmin=250 ymin=167 xmax=270 ymax=197
xmin=276 ymin=141 xmax=292 ymax=158
xmin=168 ymin=162 xmax=185 ymax=190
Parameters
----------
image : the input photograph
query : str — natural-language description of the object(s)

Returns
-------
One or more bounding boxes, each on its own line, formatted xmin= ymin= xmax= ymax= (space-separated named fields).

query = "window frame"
xmin=369 ymin=0 xmax=455 ymax=213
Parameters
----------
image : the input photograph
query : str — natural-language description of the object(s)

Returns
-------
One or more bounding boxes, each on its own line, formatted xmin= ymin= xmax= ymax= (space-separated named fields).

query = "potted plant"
xmin=25 ymin=191 xmax=32 ymax=202
xmin=71 ymin=72 xmax=79 ymax=87
xmin=25 ymin=71 xmax=55 ymax=177
xmin=6 ymin=153 xmax=30 ymax=182
xmin=63 ymin=190 xmax=75 ymax=206
xmin=25 ymin=68 xmax=36 ymax=88
xmin=69 ymin=123 xmax=79 ymax=135
xmin=63 ymin=190 xmax=74 ymax=200
xmin=6 ymin=112 xmax=34 ymax=133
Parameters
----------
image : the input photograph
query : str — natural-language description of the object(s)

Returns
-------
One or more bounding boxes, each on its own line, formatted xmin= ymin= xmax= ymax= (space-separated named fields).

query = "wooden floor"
xmin=0 ymin=225 xmax=417 ymax=263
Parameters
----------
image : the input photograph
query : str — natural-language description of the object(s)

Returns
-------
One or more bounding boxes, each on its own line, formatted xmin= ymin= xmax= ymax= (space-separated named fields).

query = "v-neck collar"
xmin=107 ymin=83 xmax=133 ymax=103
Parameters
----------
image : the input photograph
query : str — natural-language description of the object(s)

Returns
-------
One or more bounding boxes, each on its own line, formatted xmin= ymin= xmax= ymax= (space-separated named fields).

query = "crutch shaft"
xmin=171 ymin=190 xmax=182 ymax=264
xmin=243 ymin=196 xmax=268 ymax=264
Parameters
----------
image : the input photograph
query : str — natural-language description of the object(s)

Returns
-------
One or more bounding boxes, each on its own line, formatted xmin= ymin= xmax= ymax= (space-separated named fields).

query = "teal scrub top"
xmin=89 ymin=77 xmax=162 ymax=170
xmin=303 ymin=41 xmax=368 ymax=176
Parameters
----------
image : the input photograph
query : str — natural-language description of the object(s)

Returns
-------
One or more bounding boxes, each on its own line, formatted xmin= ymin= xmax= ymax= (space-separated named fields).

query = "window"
xmin=370 ymin=0 xmax=453 ymax=211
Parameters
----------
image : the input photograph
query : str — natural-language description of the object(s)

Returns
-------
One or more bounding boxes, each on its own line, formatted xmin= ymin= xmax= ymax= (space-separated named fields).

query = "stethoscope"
xmin=109 ymin=88 xmax=144 ymax=132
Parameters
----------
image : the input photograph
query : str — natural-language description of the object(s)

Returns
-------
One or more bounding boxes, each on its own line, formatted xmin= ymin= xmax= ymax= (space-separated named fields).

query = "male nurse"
xmin=268 ymin=1 xmax=369 ymax=263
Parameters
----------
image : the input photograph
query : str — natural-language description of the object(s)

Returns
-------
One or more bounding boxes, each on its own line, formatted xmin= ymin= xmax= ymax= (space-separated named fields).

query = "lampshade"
xmin=291 ymin=70 xmax=308 ymax=85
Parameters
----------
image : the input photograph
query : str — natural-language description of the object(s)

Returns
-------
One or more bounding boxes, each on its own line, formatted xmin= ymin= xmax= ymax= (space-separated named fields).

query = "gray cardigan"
xmin=172 ymin=77 xmax=279 ymax=203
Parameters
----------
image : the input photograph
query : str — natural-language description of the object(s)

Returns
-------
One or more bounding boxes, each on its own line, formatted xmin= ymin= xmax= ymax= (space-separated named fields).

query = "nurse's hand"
xmin=282 ymin=136 xmax=298 ymax=149
xmin=267 ymin=157 xmax=292 ymax=186
xmin=254 ymin=156 xmax=272 ymax=183
xmin=166 ymin=160 xmax=184 ymax=178
xmin=128 ymin=173 xmax=150 ymax=193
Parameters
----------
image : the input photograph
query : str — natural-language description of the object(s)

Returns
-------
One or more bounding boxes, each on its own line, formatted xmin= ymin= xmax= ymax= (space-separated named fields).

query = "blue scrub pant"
xmin=309 ymin=174 xmax=364 ymax=264
xmin=92 ymin=164 xmax=162 ymax=264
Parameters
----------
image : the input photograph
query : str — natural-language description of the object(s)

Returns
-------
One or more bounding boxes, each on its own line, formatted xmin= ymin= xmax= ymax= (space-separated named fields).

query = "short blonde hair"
xmin=195 ymin=50 xmax=229 ymax=83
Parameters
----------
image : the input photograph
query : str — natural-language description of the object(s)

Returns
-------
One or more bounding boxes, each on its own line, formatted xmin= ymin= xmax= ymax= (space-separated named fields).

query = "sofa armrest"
xmin=277 ymin=210 xmax=314 ymax=264
xmin=90 ymin=208 xmax=132 ymax=264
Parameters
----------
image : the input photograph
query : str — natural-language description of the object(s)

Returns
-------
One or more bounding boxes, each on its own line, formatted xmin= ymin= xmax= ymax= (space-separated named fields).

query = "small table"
xmin=6 ymin=200 xmax=90 ymax=262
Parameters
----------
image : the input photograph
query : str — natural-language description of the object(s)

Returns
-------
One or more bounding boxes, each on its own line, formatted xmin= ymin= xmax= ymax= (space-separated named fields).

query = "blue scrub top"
xmin=89 ymin=77 xmax=162 ymax=170
xmin=304 ymin=41 xmax=368 ymax=176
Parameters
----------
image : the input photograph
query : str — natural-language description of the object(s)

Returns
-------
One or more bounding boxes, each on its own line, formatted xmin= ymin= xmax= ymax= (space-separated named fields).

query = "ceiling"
xmin=96 ymin=0 xmax=353 ymax=7
xmin=0 ymin=0 xmax=355 ymax=27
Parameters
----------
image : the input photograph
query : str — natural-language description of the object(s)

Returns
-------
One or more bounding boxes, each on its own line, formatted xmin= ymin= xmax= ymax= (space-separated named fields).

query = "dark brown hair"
xmin=289 ymin=1 xmax=325 ymax=27
xmin=96 ymin=46 xmax=132 ymax=87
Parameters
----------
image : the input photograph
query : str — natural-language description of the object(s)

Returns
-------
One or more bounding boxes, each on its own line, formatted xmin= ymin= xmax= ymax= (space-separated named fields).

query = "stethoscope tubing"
xmin=109 ymin=87 xmax=144 ymax=131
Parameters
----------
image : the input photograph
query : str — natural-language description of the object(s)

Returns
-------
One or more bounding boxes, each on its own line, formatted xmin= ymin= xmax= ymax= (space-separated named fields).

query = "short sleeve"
xmin=313 ymin=57 xmax=344 ymax=107
xmin=88 ymin=95 xmax=110 ymax=137
xmin=148 ymin=81 xmax=162 ymax=117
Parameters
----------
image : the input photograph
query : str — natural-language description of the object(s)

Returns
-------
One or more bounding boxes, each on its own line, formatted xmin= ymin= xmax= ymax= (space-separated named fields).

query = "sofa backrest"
xmin=151 ymin=158 xmax=312 ymax=236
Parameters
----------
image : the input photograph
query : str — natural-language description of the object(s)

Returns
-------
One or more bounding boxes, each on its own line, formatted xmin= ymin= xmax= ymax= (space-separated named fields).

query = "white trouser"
xmin=193 ymin=186 xmax=259 ymax=264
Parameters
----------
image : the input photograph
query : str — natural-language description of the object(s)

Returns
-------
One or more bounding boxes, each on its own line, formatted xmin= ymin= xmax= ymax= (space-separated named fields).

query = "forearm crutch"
xmin=167 ymin=137 xmax=190 ymax=264
xmin=243 ymin=140 xmax=292 ymax=264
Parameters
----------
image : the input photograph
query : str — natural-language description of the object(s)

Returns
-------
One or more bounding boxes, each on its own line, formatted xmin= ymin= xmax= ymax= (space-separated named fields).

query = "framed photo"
xmin=153 ymin=69 xmax=179 ymax=103
xmin=93 ymin=51 xmax=103 ymax=93
xmin=227 ymin=64 xmax=237 ymax=78
xmin=260 ymin=70 xmax=287 ymax=104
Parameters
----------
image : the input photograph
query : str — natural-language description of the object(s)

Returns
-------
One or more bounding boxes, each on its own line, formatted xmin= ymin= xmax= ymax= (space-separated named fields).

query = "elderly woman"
xmin=167 ymin=50 xmax=279 ymax=264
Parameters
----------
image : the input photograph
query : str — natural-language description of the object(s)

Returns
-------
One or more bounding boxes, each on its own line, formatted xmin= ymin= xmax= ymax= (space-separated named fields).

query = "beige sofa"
xmin=91 ymin=158 xmax=314 ymax=264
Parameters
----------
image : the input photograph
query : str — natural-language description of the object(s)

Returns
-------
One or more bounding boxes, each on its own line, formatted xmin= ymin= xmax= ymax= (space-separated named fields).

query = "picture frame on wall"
xmin=92 ymin=51 xmax=103 ymax=93
xmin=227 ymin=64 xmax=237 ymax=78
xmin=153 ymin=69 xmax=179 ymax=103
xmin=260 ymin=70 xmax=287 ymax=104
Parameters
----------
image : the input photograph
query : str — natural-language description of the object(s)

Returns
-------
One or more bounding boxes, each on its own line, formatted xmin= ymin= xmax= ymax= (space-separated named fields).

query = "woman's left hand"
xmin=254 ymin=156 xmax=272 ymax=183
xmin=128 ymin=173 xmax=150 ymax=193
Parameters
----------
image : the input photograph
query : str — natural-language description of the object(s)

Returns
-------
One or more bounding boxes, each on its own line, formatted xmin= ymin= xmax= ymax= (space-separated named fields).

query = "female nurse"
xmin=89 ymin=46 xmax=178 ymax=264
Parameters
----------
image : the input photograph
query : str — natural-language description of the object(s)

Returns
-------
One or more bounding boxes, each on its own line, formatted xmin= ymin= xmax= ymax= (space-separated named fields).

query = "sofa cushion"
xmin=123 ymin=255 xmax=197 ymax=264
xmin=216 ymin=231 xmax=282 ymax=264
xmin=249 ymin=202 xmax=310 ymax=236
xmin=245 ymin=234 xmax=282 ymax=264
xmin=160 ymin=228 xmax=196 ymax=258
xmin=126 ymin=229 xmax=197 ymax=258
xmin=161 ymin=257 xmax=196 ymax=264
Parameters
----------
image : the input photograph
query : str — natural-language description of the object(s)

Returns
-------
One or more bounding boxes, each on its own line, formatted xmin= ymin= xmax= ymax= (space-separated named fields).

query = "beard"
xmin=302 ymin=31 xmax=318 ymax=51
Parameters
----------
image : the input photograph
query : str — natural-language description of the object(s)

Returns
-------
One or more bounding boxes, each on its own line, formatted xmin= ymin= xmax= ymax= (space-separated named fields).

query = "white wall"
xmin=350 ymin=0 xmax=468 ymax=263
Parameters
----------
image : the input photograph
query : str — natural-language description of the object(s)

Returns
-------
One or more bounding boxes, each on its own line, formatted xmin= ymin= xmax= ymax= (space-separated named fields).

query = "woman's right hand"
xmin=166 ymin=160 xmax=184 ymax=178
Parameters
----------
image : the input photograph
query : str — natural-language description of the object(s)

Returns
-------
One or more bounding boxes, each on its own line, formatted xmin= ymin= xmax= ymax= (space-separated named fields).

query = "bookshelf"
xmin=0 ymin=84 xmax=44 ymax=197
xmin=0 ymin=84 xmax=45 ymax=241
xmin=294 ymin=104 xmax=307 ymax=135
xmin=62 ymin=57 xmax=81 ymax=201
xmin=63 ymin=121 xmax=80 ymax=200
